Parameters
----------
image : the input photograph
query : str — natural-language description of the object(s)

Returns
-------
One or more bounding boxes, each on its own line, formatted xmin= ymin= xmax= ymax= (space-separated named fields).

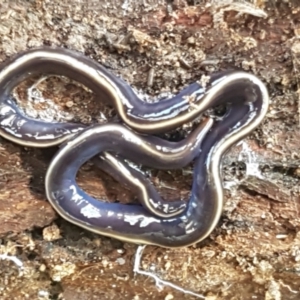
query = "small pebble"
xmin=65 ymin=101 xmax=74 ymax=108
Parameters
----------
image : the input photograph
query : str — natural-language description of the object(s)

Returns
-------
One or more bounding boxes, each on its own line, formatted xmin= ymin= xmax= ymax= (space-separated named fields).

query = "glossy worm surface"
xmin=0 ymin=48 xmax=269 ymax=247
xmin=0 ymin=46 xmax=231 ymax=217
xmin=46 ymin=73 xmax=269 ymax=248
xmin=92 ymin=117 xmax=214 ymax=218
xmin=0 ymin=46 xmax=220 ymax=147
xmin=0 ymin=46 xmax=211 ymax=217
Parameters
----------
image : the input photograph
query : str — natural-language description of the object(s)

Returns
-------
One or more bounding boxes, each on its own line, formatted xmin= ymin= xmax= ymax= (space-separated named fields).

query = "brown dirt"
xmin=0 ymin=1 xmax=300 ymax=299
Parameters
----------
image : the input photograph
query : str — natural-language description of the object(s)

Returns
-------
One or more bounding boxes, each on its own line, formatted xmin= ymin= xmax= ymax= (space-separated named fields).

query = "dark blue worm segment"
xmin=0 ymin=47 xmax=221 ymax=147
xmin=0 ymin=47 xmax=269 ymax=246
xmin=44 ymin=72 xmax=269 ymax=248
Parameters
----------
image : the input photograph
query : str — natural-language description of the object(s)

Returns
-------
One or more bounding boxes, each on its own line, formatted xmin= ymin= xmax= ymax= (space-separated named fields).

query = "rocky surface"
xmin=0 ymin=1 xmax=300 ymax=299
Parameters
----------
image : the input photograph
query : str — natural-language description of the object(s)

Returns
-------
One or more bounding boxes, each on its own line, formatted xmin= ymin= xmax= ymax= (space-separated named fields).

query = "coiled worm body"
xmin=0 ymin=47 xmax=269 ymax=247
xmin=0 ymin=47 xmax=210 ymax=217
xmin=93 ymin=117 xmax=214 ymax=218
xmin=0 ymin=47 xmax=218 ymax=147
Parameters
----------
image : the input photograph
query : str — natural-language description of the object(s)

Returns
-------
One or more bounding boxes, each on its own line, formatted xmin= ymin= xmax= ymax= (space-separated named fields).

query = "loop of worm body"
xmin=0 ymin=47 xmax=269 ymax=247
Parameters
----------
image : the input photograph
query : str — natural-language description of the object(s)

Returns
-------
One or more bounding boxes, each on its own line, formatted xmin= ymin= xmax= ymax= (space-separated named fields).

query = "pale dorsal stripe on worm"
xmin=0 ymin=97 xmax=214 ymax=217
xmin=92 ymin=117 xmax=214 ymax=218
xmin=45 ymin=72 xmax=269 ymax=248
xmin=0 ymin=47 xmax=260 ymax=220
xmin=0 ymin=46 xmax=216 ymax=217
xmin=1 ymin=46 xmax=268 ymax=246
xmin=0 ymin=47 xmax=254 ymax=146
xmin=1 ymin=91 xmax=214 ymax=217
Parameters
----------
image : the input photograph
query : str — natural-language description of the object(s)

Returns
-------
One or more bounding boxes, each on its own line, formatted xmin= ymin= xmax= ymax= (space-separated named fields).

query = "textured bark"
xmin=0 ymin=1 xmax=300 ymax=299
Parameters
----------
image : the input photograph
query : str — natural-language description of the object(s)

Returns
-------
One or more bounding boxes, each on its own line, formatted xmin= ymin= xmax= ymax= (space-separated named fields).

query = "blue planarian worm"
xmin=0 ymin=48 xmax=269 ymax=247
xmin=0 ymin=47 xmax=214 ymax=217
